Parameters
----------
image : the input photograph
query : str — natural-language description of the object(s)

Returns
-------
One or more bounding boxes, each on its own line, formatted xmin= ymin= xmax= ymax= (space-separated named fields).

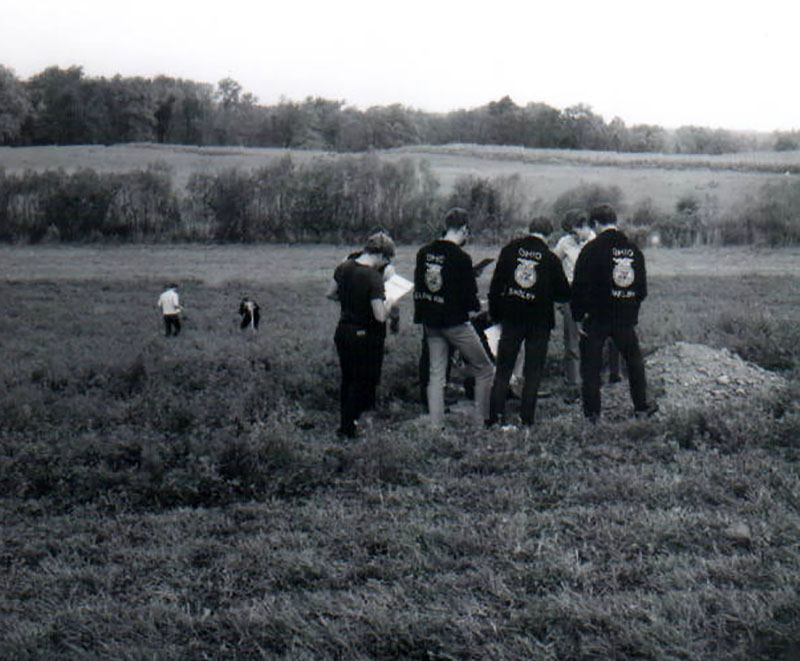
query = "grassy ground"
xmin=1 ymin=245 xmax=799 ymax=659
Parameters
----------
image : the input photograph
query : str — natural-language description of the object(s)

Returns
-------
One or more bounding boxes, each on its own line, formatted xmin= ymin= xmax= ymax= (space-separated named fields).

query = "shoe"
xmin=634 ymin=402 xmax=659 ymax=418
xmin=336 ymin=426 xmax=357 ymax=439
xmin=500 ymin=424 xmax=518 ymax=432
xmin=563 ymin=389 xmax=581 ymax=405
xmin=609 ymin=374 xmax=623 ymax=384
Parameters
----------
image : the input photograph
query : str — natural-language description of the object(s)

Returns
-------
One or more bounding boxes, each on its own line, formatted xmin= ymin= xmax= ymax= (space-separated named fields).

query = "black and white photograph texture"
xmin=1 ymin=0 xmax=799 ymax=658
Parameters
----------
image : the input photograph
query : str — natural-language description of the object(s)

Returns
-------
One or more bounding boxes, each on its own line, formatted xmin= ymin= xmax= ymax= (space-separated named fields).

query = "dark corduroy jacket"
xmin=414 ymin=239 xmax=481 ymax=328
xmin=571 ymin=228 xmax=647 ymax=326
xmin=488 ymin=234 xmax=570 ymax=329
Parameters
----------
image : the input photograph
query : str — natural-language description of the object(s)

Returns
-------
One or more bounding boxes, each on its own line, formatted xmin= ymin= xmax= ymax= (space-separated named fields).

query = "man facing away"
xmin=157 ymin=283 xmax=182 ymax=337
xmin=487 ymin=216 xmax=571 ymax=428
xmin=571 ymin=203 xmax=657 ymax=421
xmin=414 ymin=208 xmax=494 ymax=430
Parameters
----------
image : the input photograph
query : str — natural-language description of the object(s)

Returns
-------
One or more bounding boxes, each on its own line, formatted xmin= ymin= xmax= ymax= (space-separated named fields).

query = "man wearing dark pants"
xmin=327 ymin=231 xmax=397 ymax=438
xmin=157 ymin=283 xmax=182 ymax=337
xmin=571 ymin=203 xmax=657 ymax=421
xmin=487 ymin=217 xmax=571 ymax=427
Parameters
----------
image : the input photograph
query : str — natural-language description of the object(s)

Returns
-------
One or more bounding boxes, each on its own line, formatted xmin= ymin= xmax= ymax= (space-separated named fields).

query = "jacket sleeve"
xmin=636 ymin=248 xmax=648 ymax=303
xmin=550 ymin=253 xmax=571 ymax=304
xmin=488 ymin=245 xmax=510 ymax=322
xmin=570 ymin=250 xmax=589 ymax=321
xmin=464 ymin=254 xmax=481 ymax=313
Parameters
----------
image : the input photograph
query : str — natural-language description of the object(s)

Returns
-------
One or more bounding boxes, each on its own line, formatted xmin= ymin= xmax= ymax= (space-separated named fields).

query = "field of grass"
xmin=2 ymin=142 xmax=799 ymax=217
xmin=1 ymin=244 xmax=799 ymax=659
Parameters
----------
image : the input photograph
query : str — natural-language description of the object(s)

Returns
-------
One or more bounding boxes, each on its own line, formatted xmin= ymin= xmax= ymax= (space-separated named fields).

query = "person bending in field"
xmin=326 ymin=231 xmax=398 ymax=439
xmin=571 ymin=203 xmax=658 ymax=422
xmin=414 ymin=207 xmax=494 ymax=430
xmin=157 ymin=283 xmax=182 ymax=337
xmin=239 ymin=297 xmax=260 ymax=331
xmin=486 ymin=216 xmax=571 ymax=428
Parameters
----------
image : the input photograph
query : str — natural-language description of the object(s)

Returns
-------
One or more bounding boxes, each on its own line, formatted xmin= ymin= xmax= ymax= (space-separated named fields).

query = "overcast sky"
xmin=3 ymin=0 xmax=798 ymax=132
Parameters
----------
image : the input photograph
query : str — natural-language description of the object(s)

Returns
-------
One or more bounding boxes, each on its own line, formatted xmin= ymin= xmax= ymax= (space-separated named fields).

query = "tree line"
xmin=3 ymin=64 xmax=799 ymax=154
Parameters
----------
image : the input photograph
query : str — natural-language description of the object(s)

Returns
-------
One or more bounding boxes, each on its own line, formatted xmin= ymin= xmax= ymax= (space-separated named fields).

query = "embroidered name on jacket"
xmin=424 ymin=254 xmax=444 ymax=293
xmin=611 ymin=250 xmax=636 ymax=298
xmin=509 ymin=252 xmax=541 ymax=301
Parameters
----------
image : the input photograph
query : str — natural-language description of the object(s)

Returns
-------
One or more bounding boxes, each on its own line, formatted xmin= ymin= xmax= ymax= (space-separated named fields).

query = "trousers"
xmin=335 ymin=322 xmax=385 ymax=436
xmin=163 ymin=314 xmax=181 ymax=336
xmin=579 ymin=317 xmax=647 ymax=419
xmin=490 ymin=321 xmax=550 ymax=425
xmin=563 ymin=304 xmax=620 ymax=385
xmin=561 ymin=304 xmax=580 ymax=385
xmin=425 ymin=323 xmax=494 ymax=428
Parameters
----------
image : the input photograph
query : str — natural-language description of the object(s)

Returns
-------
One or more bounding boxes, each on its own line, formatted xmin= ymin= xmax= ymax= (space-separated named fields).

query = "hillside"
xmin=2 ymin=143 xmax=799 ymax=216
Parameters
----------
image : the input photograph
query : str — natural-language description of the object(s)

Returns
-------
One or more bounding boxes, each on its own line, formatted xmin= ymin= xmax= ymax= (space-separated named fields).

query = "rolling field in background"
xmin=2 ymin=142 xmax=800 ymax=216
xmin=1 ymin=244 xmax=799 ymax=659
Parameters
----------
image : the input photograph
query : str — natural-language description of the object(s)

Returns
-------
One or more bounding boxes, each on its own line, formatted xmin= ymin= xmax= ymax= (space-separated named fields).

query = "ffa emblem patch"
xmin=612 ymin=257 xmax=635 ymax=288
xmin=425 ymin=263 xmax=443 ymax=292
xmin=514 ymin=258 xmax=538 ymax=289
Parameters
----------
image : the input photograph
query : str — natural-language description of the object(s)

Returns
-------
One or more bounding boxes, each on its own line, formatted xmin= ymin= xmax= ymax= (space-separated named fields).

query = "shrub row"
xmin=0 ymin=155 xmax=530 ymax=244
xmin=2 ymin=158 xmax=800 ymax=245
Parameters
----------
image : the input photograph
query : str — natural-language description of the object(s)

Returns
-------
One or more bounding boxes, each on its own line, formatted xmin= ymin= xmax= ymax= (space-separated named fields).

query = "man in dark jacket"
xmin=487 ymin=217 xmax=571 ymax=427
xmin=571 ymin=203 xmax=657 ymax=421
xmin=414 ymin=208 xmax=494 ymax=429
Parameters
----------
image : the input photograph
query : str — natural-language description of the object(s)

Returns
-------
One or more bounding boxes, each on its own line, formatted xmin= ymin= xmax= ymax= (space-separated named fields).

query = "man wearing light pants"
xmin=553 ymin=209 xmax=595 ymax=396
xmin=414 ymin=208 xmax=494 ymax=429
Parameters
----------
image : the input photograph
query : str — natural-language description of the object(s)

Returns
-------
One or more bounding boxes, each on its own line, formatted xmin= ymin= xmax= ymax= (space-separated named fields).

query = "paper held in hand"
xmin=385 ymin=273 xmax=414 ymax=305
xmin=484 ymin=324 xmax=502 ymax=358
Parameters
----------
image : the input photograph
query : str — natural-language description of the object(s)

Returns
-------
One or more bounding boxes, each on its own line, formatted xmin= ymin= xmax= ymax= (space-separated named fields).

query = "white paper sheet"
xmin=385 ymin=273 xmax=414 ymax=304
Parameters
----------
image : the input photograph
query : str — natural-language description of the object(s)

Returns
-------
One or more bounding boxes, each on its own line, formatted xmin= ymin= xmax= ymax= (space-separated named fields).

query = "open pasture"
xmin=2 ymin=142 xmax=799 ymax=215
xmin=1 ymin=244 xmax=799 ymax=659
xmin=3 ymin=244 xmax=800 ymax=285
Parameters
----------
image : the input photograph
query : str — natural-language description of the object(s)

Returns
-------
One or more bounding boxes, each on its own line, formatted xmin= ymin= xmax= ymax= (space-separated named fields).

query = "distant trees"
xmin=0 ymin=65 xmax=32 ymax=145
xmin=0 ymin=63 xmax=792 ymax=154
xmin=773 ymin=131 xmax=800 ymax=152
xmin=551 ymin=183 xmax=626 ymax=225
xmin=673 ymin=126 xmax=756 ymax=155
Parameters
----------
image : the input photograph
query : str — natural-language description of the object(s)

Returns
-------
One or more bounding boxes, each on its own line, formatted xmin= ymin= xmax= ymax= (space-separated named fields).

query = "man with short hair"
xmin=571 ymin=203 xmax=657 ymax=421
xmin=327 ymin=231 xmax=397 ymax=438
xmin=157 ymin=283 xmax=182 ymax=337
xmin=487 ymin=216 xmax=571 ymax=427
xmin=414 ymin=208 xmax=494 ymax=429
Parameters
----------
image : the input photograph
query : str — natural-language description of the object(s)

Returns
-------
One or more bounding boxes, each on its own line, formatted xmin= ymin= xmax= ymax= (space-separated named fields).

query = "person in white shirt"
xmin=553 ymin=210 xmax=595 ymax=392
xmin=157 ymin=283 xmax=182 ymax=337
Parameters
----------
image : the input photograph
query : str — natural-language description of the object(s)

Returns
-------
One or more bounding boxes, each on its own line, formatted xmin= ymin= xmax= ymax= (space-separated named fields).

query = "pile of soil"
xmin=645 ymin=341 xmax=788 ymax=413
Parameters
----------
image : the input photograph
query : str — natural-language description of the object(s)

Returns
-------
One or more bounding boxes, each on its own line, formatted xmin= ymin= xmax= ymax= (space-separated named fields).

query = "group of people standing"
xmin=329 ymin=203 xmax=657 ymax=437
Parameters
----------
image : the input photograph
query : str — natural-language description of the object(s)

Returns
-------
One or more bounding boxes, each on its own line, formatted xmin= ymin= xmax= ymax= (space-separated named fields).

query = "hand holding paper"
xmin=384 ymin=273 xmax=414 ymax=305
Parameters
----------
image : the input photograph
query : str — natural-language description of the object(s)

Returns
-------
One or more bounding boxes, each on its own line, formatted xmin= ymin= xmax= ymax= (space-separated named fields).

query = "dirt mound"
xmin=646 ymin=341 xmax=787 ymax=413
